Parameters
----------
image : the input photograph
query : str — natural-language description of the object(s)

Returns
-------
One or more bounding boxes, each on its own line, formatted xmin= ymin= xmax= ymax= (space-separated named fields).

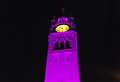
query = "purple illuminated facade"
xmin=44 ymin=16 xmax=80 ymax=82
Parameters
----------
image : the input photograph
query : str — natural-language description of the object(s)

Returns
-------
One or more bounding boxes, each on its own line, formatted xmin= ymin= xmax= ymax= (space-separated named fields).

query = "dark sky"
xmin=0 ymin=0 xmax=120 ymax=82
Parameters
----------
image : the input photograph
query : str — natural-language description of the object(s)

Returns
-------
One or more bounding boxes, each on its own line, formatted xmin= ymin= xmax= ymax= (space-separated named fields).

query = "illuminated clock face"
xmin=55 ymin=24 xmax=70 ymax=32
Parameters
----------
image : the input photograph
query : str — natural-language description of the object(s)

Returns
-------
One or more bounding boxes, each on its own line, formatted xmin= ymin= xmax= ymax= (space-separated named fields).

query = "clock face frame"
xmin=55 ymin=24 xmax=70 ymax=32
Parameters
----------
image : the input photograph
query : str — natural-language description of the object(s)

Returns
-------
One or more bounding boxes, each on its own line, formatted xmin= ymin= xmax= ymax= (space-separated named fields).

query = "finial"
xmin=61 ymin=8 xmax=65 ymax=16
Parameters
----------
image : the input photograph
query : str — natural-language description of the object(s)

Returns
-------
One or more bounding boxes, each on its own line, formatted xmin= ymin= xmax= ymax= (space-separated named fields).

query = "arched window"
xmin=59 ymin=42 xmax=64 ymax=49
xmin=53 ymin=42 xmax=59 ymax=50
xmin=53 ymin=41 xmax=71 ymax=50
xmin=65 ymin=41 xmax=71 ymax=49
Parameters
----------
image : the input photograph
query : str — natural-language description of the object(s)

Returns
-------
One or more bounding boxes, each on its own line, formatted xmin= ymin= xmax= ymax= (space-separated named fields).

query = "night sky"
xmin=0 ymin=0 xmax=120 ymax=82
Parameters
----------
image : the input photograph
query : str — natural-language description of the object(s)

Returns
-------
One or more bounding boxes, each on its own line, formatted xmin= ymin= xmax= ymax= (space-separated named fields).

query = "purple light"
xmin=50 ymin=16 xmax=76 ymax=32
xmin=45 ymin=16 xmax=80 ymax=82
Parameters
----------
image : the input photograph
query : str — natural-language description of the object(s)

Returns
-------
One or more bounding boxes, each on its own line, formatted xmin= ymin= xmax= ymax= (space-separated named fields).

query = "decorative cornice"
xmin=50 ymin=16 xmax=76 ymax=32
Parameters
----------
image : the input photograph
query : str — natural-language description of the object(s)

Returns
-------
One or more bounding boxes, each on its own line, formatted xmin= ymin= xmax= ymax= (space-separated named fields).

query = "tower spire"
xmin=61 ymin=8 xmax=65 ymax=16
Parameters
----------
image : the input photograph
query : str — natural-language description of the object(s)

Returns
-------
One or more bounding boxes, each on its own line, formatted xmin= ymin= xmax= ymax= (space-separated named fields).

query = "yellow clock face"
xmin=55 ymin=24 xmax=70 ymax=32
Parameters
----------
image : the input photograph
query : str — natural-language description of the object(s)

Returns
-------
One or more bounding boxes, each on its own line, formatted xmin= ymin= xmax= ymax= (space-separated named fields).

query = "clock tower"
xmin=44 ymin=16 xmax=80 ymax=82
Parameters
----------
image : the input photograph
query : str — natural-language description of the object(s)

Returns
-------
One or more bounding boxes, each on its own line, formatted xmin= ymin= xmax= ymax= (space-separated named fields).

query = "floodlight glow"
xmin=44 ymin=16 xmax=80 ymax=82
